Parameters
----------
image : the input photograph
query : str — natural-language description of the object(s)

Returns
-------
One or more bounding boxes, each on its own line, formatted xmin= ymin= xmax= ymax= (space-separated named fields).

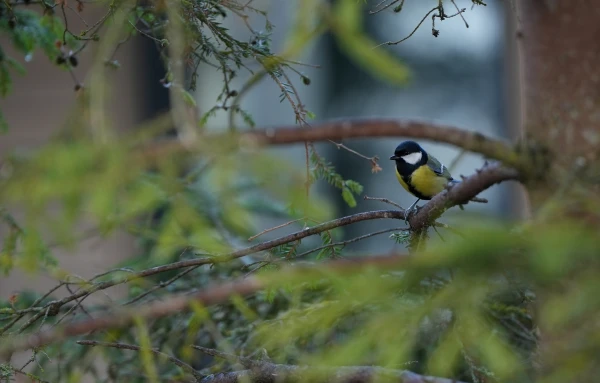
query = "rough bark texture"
xmin=519 ymin=0 xmax=600 ymax=158
xmin=516 ymin=1 xmax=600 ymax=378
xmin=517 ymin=0 xmax=600 ymax=211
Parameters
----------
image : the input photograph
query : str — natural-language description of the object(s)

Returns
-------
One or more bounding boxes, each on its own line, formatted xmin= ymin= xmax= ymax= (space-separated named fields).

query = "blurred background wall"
xmin=1 ymin=0 xmax=512 ymax=294
xmin=0 ymin=10 xmax=169 ymax=300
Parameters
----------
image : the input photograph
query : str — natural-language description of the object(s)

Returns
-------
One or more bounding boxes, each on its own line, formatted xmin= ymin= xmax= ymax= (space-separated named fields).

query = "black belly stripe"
xmin=402 ymin=175 xmax=432 ymax=200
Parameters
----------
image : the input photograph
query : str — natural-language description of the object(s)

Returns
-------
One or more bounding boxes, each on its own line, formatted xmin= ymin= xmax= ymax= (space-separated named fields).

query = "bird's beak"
xmin=389 ymin=155 xmax=399 ymax=161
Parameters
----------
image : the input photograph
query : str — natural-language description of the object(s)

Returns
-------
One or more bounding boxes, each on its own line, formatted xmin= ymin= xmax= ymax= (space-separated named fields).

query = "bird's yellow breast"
xmin=395 ymin=165 xmax=448 ymax=199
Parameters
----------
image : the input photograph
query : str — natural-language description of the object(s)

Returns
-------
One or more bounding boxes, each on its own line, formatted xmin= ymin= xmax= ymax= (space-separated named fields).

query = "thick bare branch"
xmin=408 ymin=163 xmax=519 ymax=230
xmin=193 ymin=346 xmax=465 ymax=383
xmin=198 ymin=365 xmax=464 ymax=383
xmin=245 ymin=118 xmax=517 ymax=166
xmin=142 ymin=118 xmax=524 ymax=170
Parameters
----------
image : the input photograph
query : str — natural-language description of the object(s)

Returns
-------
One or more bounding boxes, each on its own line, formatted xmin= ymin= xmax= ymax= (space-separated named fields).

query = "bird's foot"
xmin=403 ymin=204 xmax=419 ymax=223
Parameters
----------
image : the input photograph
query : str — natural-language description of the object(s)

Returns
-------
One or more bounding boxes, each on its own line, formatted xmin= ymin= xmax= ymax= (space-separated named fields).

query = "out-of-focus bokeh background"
xmin=0 ymin=0 xmax=512 ymax=298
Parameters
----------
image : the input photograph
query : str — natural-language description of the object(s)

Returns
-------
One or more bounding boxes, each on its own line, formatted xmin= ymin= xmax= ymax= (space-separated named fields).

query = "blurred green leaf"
xmin=331 ymin=0 xmax=410 ymax=85
xmin=341 ymin=186 xmax=357 ymax=207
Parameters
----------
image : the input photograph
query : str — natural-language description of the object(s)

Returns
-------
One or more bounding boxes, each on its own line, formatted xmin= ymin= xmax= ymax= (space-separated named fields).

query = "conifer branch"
xmin=0 ymin=210 xmax=407 ymax=336
xmin=0 ymin=164 xmax=516 ymax=339
xmin=0 ymin=255 xmax=410 ymax=359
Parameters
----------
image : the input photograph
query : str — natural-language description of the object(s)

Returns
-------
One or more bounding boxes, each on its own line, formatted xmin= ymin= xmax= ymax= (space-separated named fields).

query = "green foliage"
xmin=240 ymin=222 xmax=599 ymax=382
xmin=390 ymin=229 xmax=411 ymax=244
xmin=0 ymin=0 xmax=410 ymax=133
xmin=134 ymin=317 xmax=160 ymax=383
xmin=6 ymin=11 xmax=70 ymax=59
xmin=1 ymin=2 xmax=597 ymax=383
xmin=0 ymin=8 xmax=76 ymax=133
xmin=310 ymin=147 xmax=364 ymax=208
xmin=331 ymin=0 xmax=410 ymax=85
xmin=316 ymin=230 xmax=341 ymax=260
xmin=0 ymin=54 xmax=24 ymax=97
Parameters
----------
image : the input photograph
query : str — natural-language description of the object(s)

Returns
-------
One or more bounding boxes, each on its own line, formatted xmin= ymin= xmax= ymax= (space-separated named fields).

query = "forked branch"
xmin=407 ymin=163 xmax=519 ymax=229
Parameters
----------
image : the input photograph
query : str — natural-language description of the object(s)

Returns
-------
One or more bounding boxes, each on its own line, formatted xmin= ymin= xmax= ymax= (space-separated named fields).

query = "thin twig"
xmin=448 ymin=149 xmax=467 ymax=173
xmin=450 ymin=0 xmax=469 ymax=27
xmin=1 ymin=255 xmax=413 ymax=357
xmin=67 ymin=3 xmax=88 ymax=26
xmin=60 ymin=3 xmax=69 ymax=44
xmin=432 ymin=225 xmax=445 ymax=242
xmin=248 ymin=218 xmax=305 ymax=241
xmin=329 ymin=140 xmax=381 ymax=172
xmin=374 ymin=7 xmax=438 ymax=47
xmin=6 ymin=367 xmax=50 ymax=383
xmin=128 ymin=20 xmax=165 ymax=44
xmin=369 ymin=0 xmax=402 ymax=15
xmin=363 ymin=195 xmax=404 ymax=210
xmin=77 ymin=340 xmax=203 ymax=381
xmin=0 ymin=282 xmax=65 ymax=335
xmin=0 ymin=210 xmax=407 ymax=332
xmin=192 ymin=345 xmax=253 ymax=367
xmin=124 ymin=265 xmax=201 ymax=306
xmin=432 ymin=222 xmax=465 ymax=238
xmin=292 ymin=226 xmax=406 ymax=260
xmin=305 ymin=140 xmax=310 ymax=197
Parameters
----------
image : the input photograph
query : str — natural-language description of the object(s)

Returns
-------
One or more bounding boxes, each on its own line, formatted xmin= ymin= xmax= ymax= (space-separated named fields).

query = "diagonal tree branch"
xmin=0 ymin=210 xmax=407 ymax=336
xmin=407 ymin=163 xmax=520 ymax=230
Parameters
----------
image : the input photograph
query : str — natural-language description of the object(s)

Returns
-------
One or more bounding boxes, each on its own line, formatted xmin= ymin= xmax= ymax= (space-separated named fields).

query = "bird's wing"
xmin=426 ymin=155 xmax=453 ymax=181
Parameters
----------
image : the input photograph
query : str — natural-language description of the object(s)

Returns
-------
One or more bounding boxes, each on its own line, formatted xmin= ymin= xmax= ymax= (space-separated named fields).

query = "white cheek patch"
xmin=401 ymin=152 xmax=422 ymax=165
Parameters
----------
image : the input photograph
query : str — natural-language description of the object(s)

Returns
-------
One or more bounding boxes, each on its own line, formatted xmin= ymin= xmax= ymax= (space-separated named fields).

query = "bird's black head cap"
xmin=392 ymin=141 xmax=423 ymax=158
xmin=390 ymin=141 xmax=428 ymax=176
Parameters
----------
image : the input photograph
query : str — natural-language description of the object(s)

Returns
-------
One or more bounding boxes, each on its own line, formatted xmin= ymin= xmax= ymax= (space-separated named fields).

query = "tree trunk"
xmin=516 ymin=0 xmax=600 ymax=216
xmin=515 ymin=1 xmax=600 ymax=379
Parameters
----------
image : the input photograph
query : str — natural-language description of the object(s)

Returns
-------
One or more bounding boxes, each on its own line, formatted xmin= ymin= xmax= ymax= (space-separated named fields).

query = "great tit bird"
xmin=390 ymin=141 xmax=458 ymax=220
